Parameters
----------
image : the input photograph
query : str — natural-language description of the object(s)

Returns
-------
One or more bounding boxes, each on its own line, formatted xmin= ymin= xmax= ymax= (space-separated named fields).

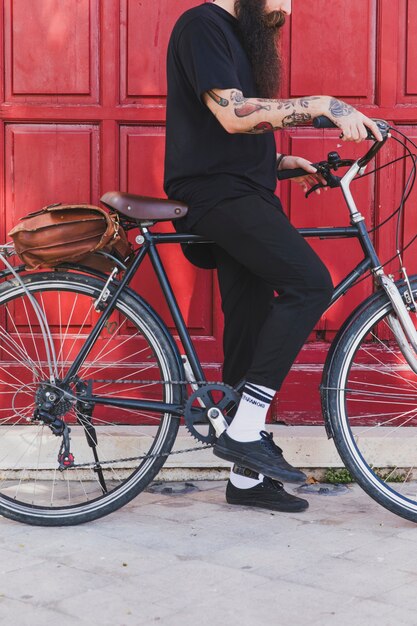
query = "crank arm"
xmin=206 ymin=407 xmax=228 ymax=437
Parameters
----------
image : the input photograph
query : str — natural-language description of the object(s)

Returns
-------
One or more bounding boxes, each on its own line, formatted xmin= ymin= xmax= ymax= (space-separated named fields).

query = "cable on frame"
xmin=340 ymin=127 xmax=417 ymax=290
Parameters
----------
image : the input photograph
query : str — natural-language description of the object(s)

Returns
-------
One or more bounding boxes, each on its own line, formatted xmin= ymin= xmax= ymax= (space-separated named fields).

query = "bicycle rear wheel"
xmin=0 ymin=271 xmax=183 ymax=525
xmin=323 ymin=277 xmax=417 ymax=522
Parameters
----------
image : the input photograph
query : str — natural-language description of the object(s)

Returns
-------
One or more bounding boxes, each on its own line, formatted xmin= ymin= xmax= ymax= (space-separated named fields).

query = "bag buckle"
xmin=111 ymin=213 xmax=120 ymax=240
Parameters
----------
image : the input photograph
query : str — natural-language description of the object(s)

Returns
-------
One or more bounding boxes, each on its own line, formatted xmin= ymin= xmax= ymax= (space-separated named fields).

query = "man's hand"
xmin=326 ymin=97 xmax=383 ymax=143
xmin=278 ymin=155 xmax=327 ymax=195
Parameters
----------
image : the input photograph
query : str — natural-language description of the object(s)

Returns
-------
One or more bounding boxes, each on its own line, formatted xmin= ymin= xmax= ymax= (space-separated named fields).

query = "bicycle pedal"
xmin=58 ymin=453 xmax=75 ymax=471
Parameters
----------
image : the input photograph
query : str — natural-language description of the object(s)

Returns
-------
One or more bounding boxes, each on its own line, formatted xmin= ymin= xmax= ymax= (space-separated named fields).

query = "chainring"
xmin=184 ymin=383 xmax=241 ymax=444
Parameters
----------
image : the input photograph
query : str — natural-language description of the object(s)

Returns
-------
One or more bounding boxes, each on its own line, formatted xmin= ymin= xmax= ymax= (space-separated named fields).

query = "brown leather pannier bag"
xmin=9 ymin=203 xmax=133 ymax=272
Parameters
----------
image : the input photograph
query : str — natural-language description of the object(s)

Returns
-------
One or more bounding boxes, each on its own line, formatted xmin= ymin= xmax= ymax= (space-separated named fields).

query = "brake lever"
xmin=317 ymin=163 xmax=342 ymax=184
xmin=305 ymin=183 xmax=327 ymax=199
xmin=304 ymin=163 xmax=341 ymax=199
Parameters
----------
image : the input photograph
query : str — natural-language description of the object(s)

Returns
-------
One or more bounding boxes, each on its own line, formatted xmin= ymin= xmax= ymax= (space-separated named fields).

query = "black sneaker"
xmin=213 ymin=430 xmax=307 ymax=483
xmin=226 ymin=476 xmax=309 ymax=512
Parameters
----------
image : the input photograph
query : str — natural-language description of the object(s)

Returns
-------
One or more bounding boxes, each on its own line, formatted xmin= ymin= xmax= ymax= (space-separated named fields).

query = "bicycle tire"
xmin=0 ymin=271 xmax=183 ymax=526
xmin=323 ymin=275 xmax=417 ymax=522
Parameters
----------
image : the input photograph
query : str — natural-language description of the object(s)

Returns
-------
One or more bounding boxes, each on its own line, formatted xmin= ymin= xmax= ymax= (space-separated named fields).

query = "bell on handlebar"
xmin=328 ymin=152 xmax=341 ymax=166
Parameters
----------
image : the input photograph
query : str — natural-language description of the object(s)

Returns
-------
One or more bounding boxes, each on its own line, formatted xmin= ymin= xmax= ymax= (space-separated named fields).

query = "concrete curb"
xmin=2 ymin=425 xmax=413 ymax=480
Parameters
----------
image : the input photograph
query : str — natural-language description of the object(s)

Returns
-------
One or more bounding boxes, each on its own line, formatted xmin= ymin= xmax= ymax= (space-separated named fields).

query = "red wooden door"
xmin=0 ymin=0 xmax=416 ymax=423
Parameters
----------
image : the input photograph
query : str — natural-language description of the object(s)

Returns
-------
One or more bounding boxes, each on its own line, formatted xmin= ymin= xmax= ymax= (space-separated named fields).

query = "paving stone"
xmin=0 ymin=561 xmax=113 ymax=606
xmin=336 ymin=534 xmax=417 ymax=570
xmin=0 ymin=546 xmax=45 ymax=574
xmin=53 ymin=583 xmax=179 ymax=625
xmin=282 ymin=554 xmax=415 ymax=600
xmin=309 ymin=597 xmax=417 ymax=626
xmin=0 ymin=481 xmax=417 ymax=626
xmin=0 ymin=596 xmax=84 ymax=626
xmin=367 ymin=580 xmax=417 ymax=611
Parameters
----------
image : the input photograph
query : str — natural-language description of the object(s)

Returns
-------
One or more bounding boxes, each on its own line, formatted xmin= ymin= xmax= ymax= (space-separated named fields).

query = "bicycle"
xmin=1 ymin=116 xmax=417 ymax=526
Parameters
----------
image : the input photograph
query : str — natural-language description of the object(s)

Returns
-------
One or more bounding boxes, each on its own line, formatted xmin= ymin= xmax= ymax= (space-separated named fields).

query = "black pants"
xmin=189 ymin=194 xmax=334 ymax=390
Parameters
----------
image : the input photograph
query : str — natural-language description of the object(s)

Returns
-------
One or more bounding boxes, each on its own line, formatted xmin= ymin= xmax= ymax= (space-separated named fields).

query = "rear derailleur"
xmin=34 ymin=384 xmax=74 ymax=471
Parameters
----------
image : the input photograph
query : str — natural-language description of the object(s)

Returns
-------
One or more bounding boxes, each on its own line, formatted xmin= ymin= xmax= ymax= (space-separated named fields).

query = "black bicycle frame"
xmin=61 ymin=218 xmax=381 ymax=417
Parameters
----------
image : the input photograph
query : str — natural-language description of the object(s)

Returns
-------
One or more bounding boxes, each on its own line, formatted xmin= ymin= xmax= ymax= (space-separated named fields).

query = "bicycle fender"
xmin=0 ymin=264 xmax=26 ymax=281
xmin=321 ymin=274 xmax=417 ymax=439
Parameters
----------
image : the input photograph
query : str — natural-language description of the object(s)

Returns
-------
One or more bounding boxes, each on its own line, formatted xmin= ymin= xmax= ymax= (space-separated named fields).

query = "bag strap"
xmin=22 ymin=203 xmax=118 ymax=250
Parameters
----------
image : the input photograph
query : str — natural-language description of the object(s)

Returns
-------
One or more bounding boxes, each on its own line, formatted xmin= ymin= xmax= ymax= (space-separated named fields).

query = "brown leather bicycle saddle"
xmin=100 ymin=191 xmax=188 ymax=222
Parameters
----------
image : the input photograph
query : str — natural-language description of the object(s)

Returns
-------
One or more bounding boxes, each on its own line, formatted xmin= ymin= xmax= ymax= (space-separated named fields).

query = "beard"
xmin=234 ymin=0 xmax=285 ymax=98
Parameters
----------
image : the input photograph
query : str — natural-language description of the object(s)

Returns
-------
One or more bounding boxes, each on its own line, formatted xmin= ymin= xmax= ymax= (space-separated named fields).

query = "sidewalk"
xmin=1 ymin=481 xmax=417 ymax=626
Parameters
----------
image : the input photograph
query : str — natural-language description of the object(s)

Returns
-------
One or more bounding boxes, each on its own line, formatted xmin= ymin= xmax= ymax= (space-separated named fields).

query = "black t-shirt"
xmin=163 ymin=2 xmax=281 ymax=231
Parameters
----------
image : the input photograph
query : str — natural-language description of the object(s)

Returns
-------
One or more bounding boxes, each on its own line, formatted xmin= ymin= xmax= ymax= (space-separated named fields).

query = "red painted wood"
xmin=377 ymin=0 xmax=399 ymax=108
xmin=401 ymin=127 xmax=417 ymax=274
xmin=406 ymin=1 xmax=417 ymax=95
xmin=4 ymin=124 xmax=100 ymax=229
xmin=398 ymin=0 xmax=417 ymax=102
xmin=290 ymin=0 xmax=375 ymax=101
xmin=122 ymin=0 xmax=198 ymax=100
xmin=0 ymin=0 xmax=416 ymax=424
xmin=4 ymin=0 xmax=99 ymax=103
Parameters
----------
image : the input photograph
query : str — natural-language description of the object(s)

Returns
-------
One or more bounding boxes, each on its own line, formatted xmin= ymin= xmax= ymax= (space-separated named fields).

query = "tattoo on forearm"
xmin=250 ymin=121 xmax=279 ymax=133
xmin=236 ymin=102 xmax=271 ymax=117
xmin=276 ymin=97 xmax=320 ymax=111
xmin=299 ymin=96 xmax=321 ymax=108
xmin=207 ymin=90 xmax=229 ymax=107
xmin=227 ymin=90 xmax=321 ymax=134
xmin=230 ymin=89 xmax=271 ymax=117
xmin=231 ymin=90 xmax=246 ymax=105
xmin=329 ymin=97 xmax=354 ymax=117
xmin=282 ymin=112 xmax=312 ymax=127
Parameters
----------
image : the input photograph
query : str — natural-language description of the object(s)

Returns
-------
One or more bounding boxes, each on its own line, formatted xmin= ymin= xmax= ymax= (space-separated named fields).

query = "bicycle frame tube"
xmin=143 ymin=229 xmax=207 ymax=383
xmin=154 ymin=227 xmax=375 ymax=307
xmin=63 ymin=243 xmax=150 ymax=383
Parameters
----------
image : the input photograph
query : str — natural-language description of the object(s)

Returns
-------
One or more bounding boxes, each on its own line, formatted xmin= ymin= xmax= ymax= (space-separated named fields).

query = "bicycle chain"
xmin=92 ymin=378 xmax=236 ymax=388
xmin=70 ymin=378 xmax=237 ymax=469
xmin=71 ymin=443 xmax=214 ymax=469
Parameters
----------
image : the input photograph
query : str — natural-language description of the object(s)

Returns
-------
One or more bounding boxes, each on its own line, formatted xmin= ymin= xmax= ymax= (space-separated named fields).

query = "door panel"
xmin=5 ymin=124 xmax=100 ymax=229
xmin=290 ymin=0 xmax=376 ymax=101
xmin=5 ymin=0 xmax=99 ymax=103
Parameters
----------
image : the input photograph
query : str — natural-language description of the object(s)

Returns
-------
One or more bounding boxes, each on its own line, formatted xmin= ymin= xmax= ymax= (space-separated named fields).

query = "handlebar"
xmin=313 ymin=115 xmax=390 ymax=141
xmin=277 ymin=116 xmax=390 ymax=183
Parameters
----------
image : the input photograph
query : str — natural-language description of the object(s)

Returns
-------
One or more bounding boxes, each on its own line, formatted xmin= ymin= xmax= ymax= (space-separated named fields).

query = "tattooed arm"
xmin=202 ymin=89 xmax=383 ymax=142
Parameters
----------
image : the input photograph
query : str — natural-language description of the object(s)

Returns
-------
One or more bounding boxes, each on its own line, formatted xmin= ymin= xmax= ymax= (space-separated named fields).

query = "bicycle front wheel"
xmin=324 ymin=277 xmax=417 ymax=522
xmin=0 ymin=271 xmax=183 ymax=525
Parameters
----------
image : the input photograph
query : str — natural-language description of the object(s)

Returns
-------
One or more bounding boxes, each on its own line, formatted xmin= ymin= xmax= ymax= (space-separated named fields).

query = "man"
xmin=163 ymin=0 xmax=382 ymax=512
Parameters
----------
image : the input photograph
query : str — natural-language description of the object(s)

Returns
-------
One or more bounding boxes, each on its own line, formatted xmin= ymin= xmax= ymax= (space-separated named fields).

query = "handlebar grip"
xmin=313 ymin=116 xmax=338 ymax=129
xmin=313 ymin=115 xmax=389 ymax=141
xmin=277 ymin=167 xmax=310 ymax=181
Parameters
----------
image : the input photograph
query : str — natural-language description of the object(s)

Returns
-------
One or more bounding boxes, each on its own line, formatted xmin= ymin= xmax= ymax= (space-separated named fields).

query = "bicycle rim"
xmin=0 ymin=271 xmax=181 ymax=525
xmin=328 ymin=293 xmax=417 ymax=521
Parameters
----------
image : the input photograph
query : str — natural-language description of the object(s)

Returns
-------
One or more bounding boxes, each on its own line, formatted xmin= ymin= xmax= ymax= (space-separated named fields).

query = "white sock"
xmin=229 ymin=464 xmax=263 ymax=489
xmin=226 ymin=382 xmax=276 ymax=443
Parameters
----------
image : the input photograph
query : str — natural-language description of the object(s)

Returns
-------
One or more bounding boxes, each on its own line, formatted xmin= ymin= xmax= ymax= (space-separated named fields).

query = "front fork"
xmin=377 ymin=271 xmax=417 ymax=374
